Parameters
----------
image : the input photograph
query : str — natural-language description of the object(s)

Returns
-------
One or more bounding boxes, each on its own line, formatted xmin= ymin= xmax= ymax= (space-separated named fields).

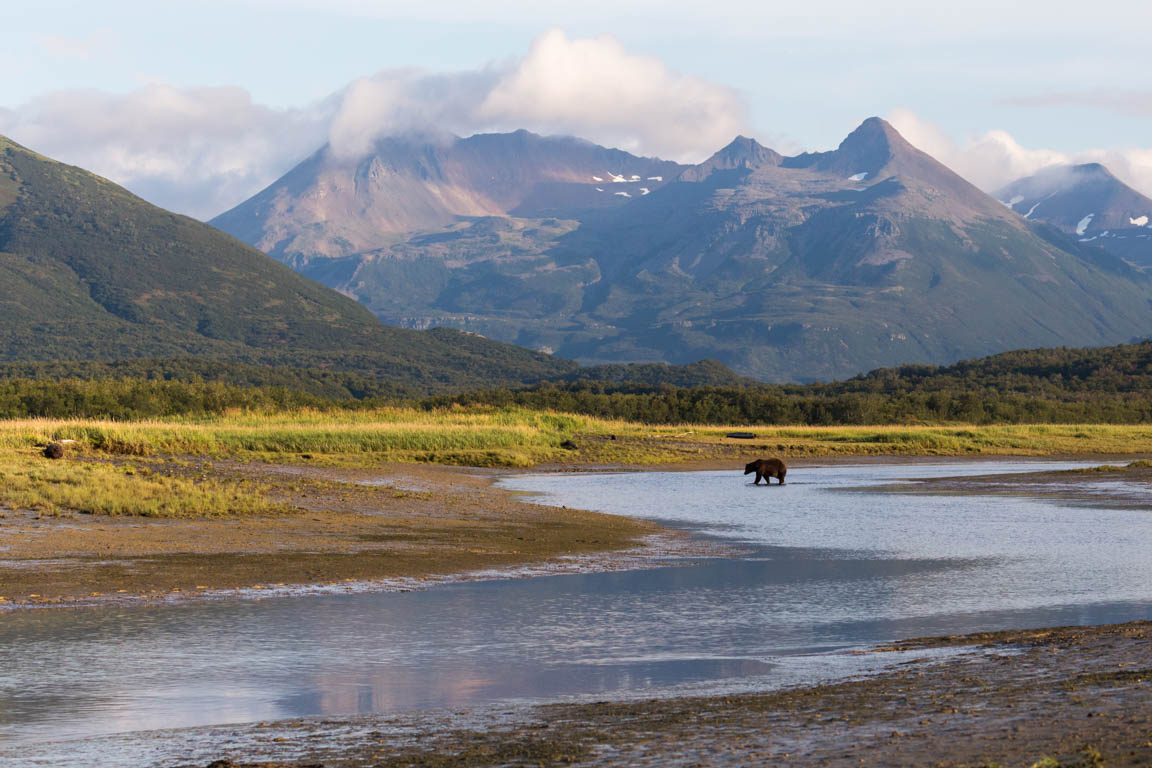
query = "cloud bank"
xmin=3 ymin=28 xmax=1150 ymax=220
xmin=888 ymin=107 xmax=1152 ymax=198
xmin=0 ymin=30 xmax=747 ymax=218
xmin=0 ymin=85 xmax=330 ymax=219
xmin=327 ymin=30 xmax=747 ymax=161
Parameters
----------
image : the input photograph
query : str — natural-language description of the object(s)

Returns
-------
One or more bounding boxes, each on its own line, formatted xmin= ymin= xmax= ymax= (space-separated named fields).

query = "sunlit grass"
xmin=3 ymin=408 xmax=1151 ymax=516
xmin=1 ymin=408 xmax=1151 ymax=470
xmin=0 ymin=450 xmax=289 ymax=518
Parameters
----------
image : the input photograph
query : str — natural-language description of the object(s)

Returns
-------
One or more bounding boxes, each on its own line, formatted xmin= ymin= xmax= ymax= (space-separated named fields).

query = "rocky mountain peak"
xmin=835 ymin=117 xmax=912 ymax=164
xmin=679 ymin=135 xmax=782 ymax=182
xmin=713 ymin=136 xmax=783 ymax=168
xmin=779 ymin=117 xmax=920 ymax=178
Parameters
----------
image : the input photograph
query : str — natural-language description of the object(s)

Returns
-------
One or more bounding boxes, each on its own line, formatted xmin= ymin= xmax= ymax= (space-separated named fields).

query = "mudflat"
xmin=867 ymin=459 xmax=1152 ymax=511
xmin=0 ymin=459 xmax=666 ymax=608
xmin=190 ymin=621 xmax=1152 ymax=767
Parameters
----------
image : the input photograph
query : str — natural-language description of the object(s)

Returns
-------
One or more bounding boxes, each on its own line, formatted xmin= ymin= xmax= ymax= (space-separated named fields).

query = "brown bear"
xmin=744 ymin=458 xmax=786 ymax=485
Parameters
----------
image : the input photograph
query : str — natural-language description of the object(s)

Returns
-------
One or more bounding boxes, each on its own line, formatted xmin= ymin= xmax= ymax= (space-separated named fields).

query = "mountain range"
xmin=210 ymin=130 xmax=684 ymax=271
xmin=995 ymin=163 xmax=1152 ymax=268
xmin=213 ymin=119 xmax=1152 ymax=382
xmin=0 ymin=133 xmax=577 ymax=391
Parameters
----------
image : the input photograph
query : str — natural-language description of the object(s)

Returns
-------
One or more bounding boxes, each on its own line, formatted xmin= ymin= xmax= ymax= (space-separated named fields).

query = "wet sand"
xmin=4 ymin=455 xmax=1146 ymax=609
xmin=7 ymin=456 xmax=1152 ymax=764
xmin=0 ymin=460 xmax=682 ymax=609
xmin=864 ymin=459 xmax=1152 ymax=510
xmin=166 ymin=460 xmax=1152 ymax=767
xmin=167 ymin=621 xmax=1152 ymax=768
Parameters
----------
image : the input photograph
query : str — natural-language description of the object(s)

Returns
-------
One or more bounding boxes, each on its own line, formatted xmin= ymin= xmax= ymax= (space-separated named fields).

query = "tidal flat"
xmin=0 ymin=459 xmax=675 ymax=608
xmin=4 ymin=458 xmax=1152 ymax=767
xmin=5 ymin=415 xmax=1152 ymax=766
xmin=6 ymin=410 xmax=1152 ymax=608
xmin=144 ymin=621 xmax=1152 ymax=768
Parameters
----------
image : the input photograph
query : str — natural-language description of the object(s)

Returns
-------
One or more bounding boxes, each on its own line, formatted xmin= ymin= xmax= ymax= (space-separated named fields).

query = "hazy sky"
xmin=2 ymin=0 xmax=1150 ymax=218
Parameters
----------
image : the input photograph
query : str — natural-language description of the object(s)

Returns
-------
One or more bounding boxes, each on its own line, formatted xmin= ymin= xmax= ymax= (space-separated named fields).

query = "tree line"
xmin=4 ymin=341 xmax=1152 ymax=424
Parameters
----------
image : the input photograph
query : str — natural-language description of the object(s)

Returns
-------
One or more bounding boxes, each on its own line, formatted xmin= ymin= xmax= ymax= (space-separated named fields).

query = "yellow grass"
xmin=0 ymin=451 xmax=289 ymax=517
xmin=1 ymin=407 xmax=1151 ymax=467
xmin=3 ymin=408 xmax=1152 ymax=517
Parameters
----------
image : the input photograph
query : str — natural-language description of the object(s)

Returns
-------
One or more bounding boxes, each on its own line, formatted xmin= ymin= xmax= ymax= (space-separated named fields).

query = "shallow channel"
xmin=3 ymin=459 xmax=1152 ymax=755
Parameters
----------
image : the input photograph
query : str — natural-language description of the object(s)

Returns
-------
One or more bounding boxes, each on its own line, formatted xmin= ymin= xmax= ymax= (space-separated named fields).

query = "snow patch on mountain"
xmin=1024 ymin=201 xmax=1042 ymax=218
xmin=1076 ymin=214 xmax=1095 ymax=235
xmin=1131 ymin=215 xmax=1149 ymax=227
xmin=849 ymin=172 xmax=869 ymax=181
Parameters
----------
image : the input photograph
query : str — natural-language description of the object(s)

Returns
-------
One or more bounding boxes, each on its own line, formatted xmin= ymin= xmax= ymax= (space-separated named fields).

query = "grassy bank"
xmin=3 ymin=409 xmax=1152 ymax=604
xmin=3 ymin=408 xmax=1152 ymax=470
xmin=0 ymin=451 xmax=289 ymax=517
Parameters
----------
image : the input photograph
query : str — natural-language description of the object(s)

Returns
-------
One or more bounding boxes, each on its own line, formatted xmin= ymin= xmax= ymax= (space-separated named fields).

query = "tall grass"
xmin=2 ymin=407 xmax=1151 ymax=467
xmin=0 ymin=452 xmax=289 ymax=517
xmin=0 ymin=407 xmax=602 ymax=466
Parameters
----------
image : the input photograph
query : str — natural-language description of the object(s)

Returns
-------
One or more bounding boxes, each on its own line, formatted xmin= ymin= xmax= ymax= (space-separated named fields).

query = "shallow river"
xmin=3 ymin=459 xmax=1152 ymax=754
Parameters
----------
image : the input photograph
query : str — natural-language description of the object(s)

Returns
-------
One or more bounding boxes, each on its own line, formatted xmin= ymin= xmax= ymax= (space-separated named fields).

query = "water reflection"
xmin=2 ymin=460 xmax=1152 ymax=748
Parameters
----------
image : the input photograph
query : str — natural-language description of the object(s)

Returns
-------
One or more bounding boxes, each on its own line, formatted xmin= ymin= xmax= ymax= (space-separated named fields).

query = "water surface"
xmin=3 ymin=459 xmax=1151 ymax=754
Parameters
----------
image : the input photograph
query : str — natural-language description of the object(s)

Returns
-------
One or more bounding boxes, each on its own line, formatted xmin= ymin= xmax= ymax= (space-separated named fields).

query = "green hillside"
xmin=0 ymin=135 xmax=574 ymax=391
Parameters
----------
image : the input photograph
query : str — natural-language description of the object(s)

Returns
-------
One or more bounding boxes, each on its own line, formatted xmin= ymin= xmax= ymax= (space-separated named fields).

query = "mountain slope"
xmin=996 ymin=163 xmax=1152 ymax=267
xmin=210 ymin=130 xmax=684 ymax=269
xmin=0 ymin=134 xmax=574 ymax=390
xmin=214 ymin=120 xmax=1152 ymax=382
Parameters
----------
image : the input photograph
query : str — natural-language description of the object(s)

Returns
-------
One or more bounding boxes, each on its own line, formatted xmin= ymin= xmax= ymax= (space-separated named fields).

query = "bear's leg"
xmin=754 ymin=472 xmax=763 ymax=485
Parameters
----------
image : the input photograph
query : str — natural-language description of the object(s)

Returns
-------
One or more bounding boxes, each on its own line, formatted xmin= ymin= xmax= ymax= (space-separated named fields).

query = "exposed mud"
xmin=863 ymin=460 xmax=1152 ymax=511
xmin=153 ymin=621 xmax=1152 ymax=768
xmin=0 ymin=460 xmax=700 ymax=609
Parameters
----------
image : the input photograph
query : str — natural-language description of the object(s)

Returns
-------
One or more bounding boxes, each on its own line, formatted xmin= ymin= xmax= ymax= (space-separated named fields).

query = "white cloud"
xmin=326 ymin=30 xmax=747 ymax=163
xmin=327 ymin=68 xmax=499 ymax=160
xmin=1 ymin=30 xmax=746 ymax=218
xmin=0 ymin=84 xmax=330 ymax=219
xmin=474 ymin=30 xmax=747 ymax=162
xmin=887 ymin=107 xmax=1152 ymax=198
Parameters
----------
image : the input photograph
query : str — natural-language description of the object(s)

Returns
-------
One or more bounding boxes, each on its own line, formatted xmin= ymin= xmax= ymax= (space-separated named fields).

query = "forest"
xmin=3 ymin=341 xmax=1152 ymax=424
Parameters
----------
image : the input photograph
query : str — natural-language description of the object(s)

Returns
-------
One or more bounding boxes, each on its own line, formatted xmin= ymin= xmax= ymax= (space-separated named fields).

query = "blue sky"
xmin=3 ymin=0 xmax=1150 ymax=217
